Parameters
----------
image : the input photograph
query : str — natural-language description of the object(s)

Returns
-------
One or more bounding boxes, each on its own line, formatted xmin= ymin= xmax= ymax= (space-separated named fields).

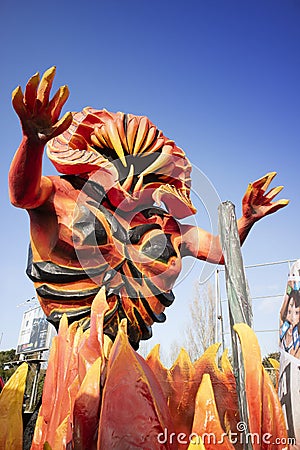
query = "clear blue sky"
xmin=0 ymin=0 xmax=299 ymax=356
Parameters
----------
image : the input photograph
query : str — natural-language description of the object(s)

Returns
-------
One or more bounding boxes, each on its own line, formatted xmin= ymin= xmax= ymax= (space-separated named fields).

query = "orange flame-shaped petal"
xmin=168 ymin=348 xmax=196 ymax=448
xmin=194 ymin=343 xmax=240 ymax=442
xmin=73 ymin=357 xmax=102 ymax=450
xmin=98 ymin=319 xmax=176 ymax=450
xmin=233 ymin=323 xmax=262 ymax=450
xmin=146 ymin=344 xmax=172 ymax=401
xmin=261 ymin=367 xmax=288 ymax=449
xmin=191 ymin=373 xmax=235 ymax=449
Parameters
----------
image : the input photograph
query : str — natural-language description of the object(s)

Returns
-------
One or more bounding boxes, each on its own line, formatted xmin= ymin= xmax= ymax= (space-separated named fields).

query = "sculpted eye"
xmin=73 ymin=205 xmax=107 ymax=245
xmin=141 ymin=233 xmax=177 ymax=264
xmin=128 ymin=223 xmax=161 ymax=244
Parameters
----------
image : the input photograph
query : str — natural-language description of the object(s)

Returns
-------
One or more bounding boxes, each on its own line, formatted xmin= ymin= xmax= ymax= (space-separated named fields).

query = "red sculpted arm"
xmin=9 ymin=67 xmax=72 ymax=209
xmin=181 ymin=172 xmax=289 ymax=264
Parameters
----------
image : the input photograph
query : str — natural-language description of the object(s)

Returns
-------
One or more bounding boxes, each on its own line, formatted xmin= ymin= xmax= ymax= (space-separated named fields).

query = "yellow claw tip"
xmin=43 ymin=66 xmax=56 ymax=78
xmin=63 ymin=111 xmax=72 ymax=120
xmin=28 ymin=72 xmax=40 ymax=82
xmin=63 ymin=112 xmax=73 ymax=126
xmin=245 ymin=182 xmax=253 ymax=192
xmin=12 ymin=85 xmax=21 ymax=96
xmin=121 ymin=155 xmax=128 ymax=167
xmin=263 ymin=171 xmax=277 ymax=183
xmin=11 ymin=86 xmax=24 ymax=105
xmin=62 ymin=85 xmax=70 ymax=95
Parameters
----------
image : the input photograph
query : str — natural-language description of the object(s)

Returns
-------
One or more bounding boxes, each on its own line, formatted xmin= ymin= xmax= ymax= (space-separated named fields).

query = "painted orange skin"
xmin=9 ymin=67 xmax=288 ymax=348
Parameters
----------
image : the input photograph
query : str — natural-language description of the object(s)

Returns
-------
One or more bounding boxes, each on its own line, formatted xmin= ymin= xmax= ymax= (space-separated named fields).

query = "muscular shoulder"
xmin=28 ymin=175 xmax=80 ymax=213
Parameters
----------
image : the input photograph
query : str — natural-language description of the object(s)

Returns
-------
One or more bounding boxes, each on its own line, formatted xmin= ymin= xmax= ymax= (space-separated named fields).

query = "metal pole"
xmin=215 ymin=268 xmax=225 ymax=352
xmin=218 ymin=201 xmax=253 ymax=450
xmin=28 ymin=357 xmax=41 ymax=412
xmin=217 ymin=272 xmax=226 ymax=353
xmin=214 ymin=269 xmax=219 ymax=344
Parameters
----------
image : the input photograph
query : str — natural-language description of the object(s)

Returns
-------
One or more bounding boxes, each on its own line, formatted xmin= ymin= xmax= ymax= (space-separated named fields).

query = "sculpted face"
xmin=27 ymin=107 xmax=197 ymax=348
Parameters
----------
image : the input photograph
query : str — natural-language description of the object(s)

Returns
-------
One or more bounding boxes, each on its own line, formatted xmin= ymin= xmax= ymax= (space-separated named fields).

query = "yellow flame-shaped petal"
xmin=0 ymin=362 xmax=28 ymax=450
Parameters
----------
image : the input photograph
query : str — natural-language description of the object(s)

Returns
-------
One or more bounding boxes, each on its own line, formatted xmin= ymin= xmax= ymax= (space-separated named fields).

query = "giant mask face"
xmin=27 ymin=107 xmax=197 ymax=349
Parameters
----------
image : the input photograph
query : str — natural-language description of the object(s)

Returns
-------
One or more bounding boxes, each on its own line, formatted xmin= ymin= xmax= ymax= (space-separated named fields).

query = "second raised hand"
xmin=242 ymin=172 xmax=289 ymax=222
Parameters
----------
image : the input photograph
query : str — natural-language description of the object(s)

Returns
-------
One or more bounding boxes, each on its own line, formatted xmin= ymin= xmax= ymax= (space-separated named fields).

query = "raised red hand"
xmin=12 ymin=66 xmax=72 ymax=144
xmin=242 ymin=172 xmax=289 ymax=223
xmin=9 ymin=67 xmax=72 ymax=209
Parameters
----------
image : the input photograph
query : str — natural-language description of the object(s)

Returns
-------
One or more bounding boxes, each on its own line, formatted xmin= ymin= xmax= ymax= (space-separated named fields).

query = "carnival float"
xmin=0 ymin=67 xmax=293 ymax=449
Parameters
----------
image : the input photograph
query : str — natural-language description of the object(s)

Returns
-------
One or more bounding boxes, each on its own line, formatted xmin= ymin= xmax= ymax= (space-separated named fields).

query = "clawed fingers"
xmin=12 ymin=86 xmax=27 ymax=119
xmin=47 ymin=112 xmax=73 ymax=140
xmin=264 ymin=185 xmax=284 ymax=203
xmin=251 ymin=171 xmax=277 ymax=192
xmin=249 ymin=172 xmax=278 ymax=204
xmin=12 ymin=67 xmax=71 ymax=142
xmin=36 ymin=66 xmax=56 ymax=111
xmin=242 ymin=182 xmax=254 ymax=207
xmin=264 ymin=199 xmax=289 ymax=216
xmin=48 ymin=85 xmax=70 ymax=122
xmin=24 ymin=72 xmax=40 ymax=113
xmin=242 ymin=172 xmax=289 ymax=221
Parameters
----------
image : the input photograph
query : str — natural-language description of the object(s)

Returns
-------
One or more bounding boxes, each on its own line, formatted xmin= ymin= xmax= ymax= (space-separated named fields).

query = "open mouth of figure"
xmin=89 ymin=112 xmax=173 ymax=194
xmin=47 ymin=107 xmax=196 ymax=218
xmin=92 ymin=146 xmax=163 ymax=193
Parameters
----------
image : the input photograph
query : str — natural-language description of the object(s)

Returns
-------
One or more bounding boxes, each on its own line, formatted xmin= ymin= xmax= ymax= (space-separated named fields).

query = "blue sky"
xmin=0 ymin=0 xmax=299 ymax=356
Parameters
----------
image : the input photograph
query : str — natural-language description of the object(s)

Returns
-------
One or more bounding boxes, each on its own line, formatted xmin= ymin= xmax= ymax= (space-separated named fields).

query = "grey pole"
xmin=218 ymin=201 xmax=253 ymax=450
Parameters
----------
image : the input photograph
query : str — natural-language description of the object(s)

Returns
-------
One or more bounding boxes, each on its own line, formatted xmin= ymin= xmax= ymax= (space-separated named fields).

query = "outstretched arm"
xmin=8 ymin=67 xmax=72 ymax=209
xmin=180 ymin=172 xmax=289 ymax=264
